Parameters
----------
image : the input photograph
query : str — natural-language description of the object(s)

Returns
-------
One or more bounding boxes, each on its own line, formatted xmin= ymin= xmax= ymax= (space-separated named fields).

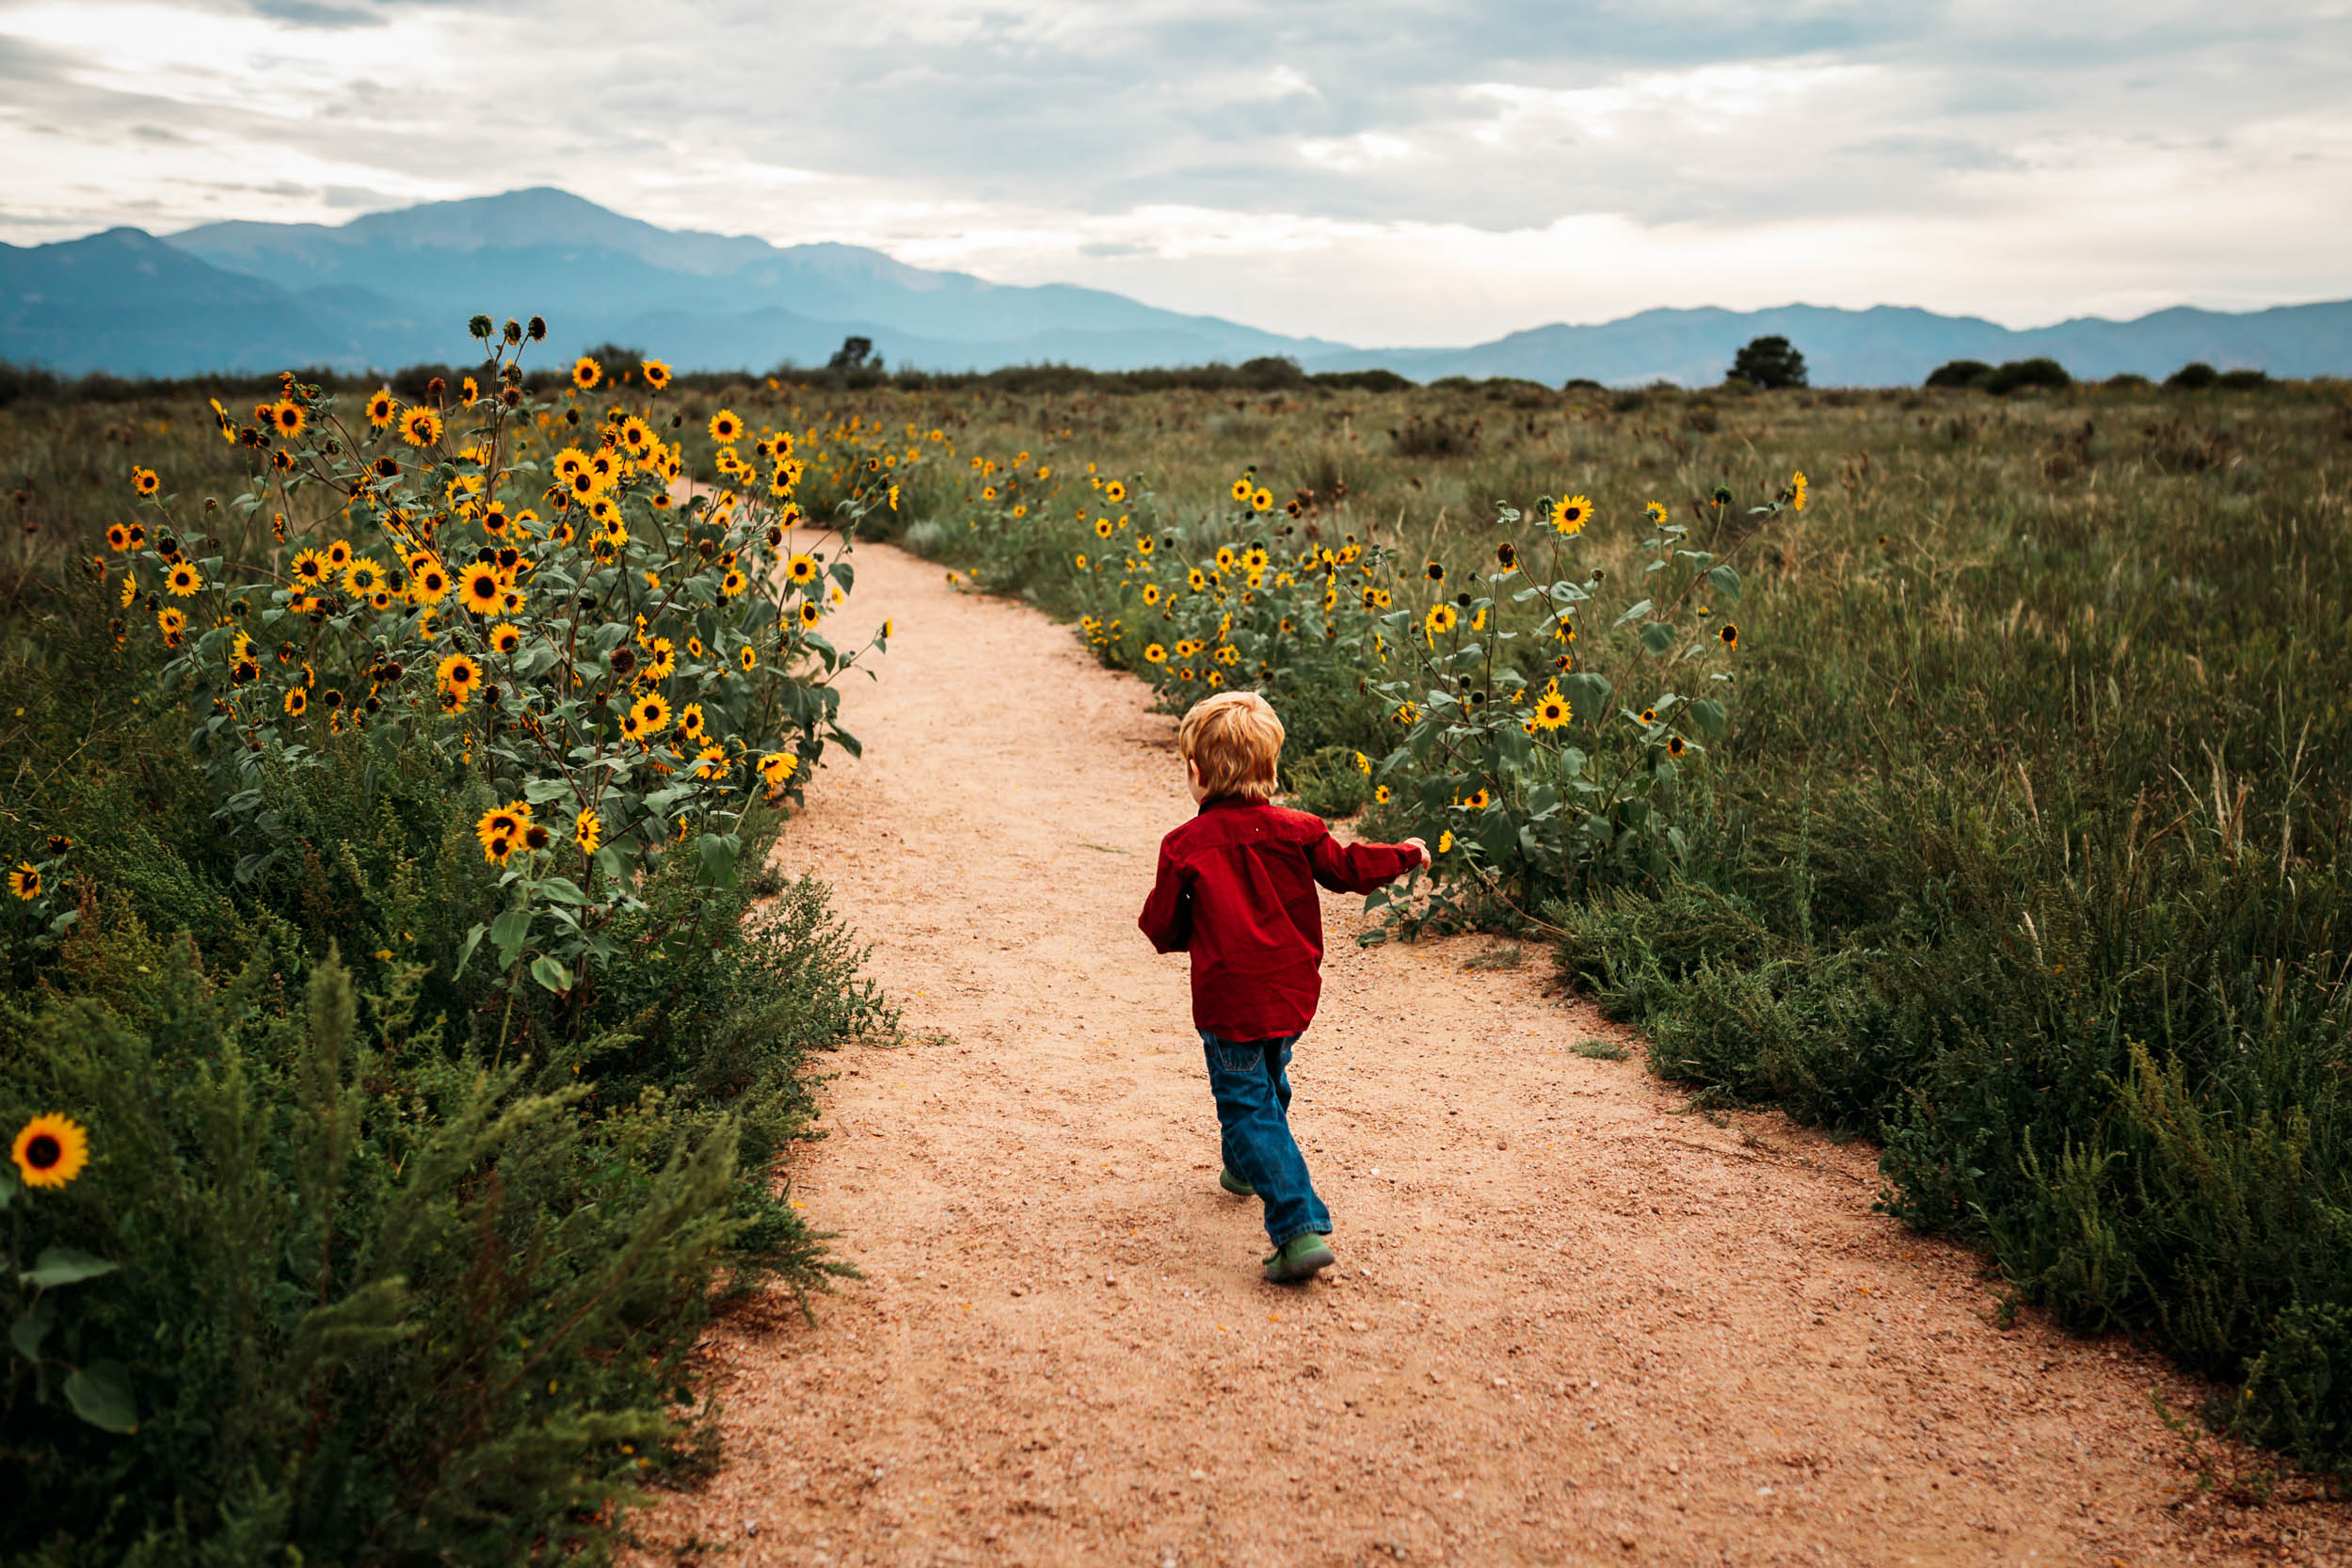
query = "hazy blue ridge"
xmin=3 ymin=187 xmax=2344 ymax=382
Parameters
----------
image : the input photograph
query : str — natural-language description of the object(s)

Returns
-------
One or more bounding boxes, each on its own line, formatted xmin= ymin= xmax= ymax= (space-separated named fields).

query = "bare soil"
xmin=628 ymin=539 xmax=2347 ymax=1567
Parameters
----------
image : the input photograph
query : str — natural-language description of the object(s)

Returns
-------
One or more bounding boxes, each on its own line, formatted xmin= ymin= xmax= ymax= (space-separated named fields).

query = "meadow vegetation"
xmin=0 ymin=327 xmax=897 ymax=1564
xmin=4 ymin=351 xmax=2348 ymax=1548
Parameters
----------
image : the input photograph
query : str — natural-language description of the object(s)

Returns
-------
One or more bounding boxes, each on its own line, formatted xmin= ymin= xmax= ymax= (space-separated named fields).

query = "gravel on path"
xmin=627 ymin=539 xmax=2344 ymax=1568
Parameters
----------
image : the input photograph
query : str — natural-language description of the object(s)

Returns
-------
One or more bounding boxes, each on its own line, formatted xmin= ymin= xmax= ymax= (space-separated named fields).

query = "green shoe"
xmin=1262 ymin=1232 xmax=1336 ymax=1283
xmin=1219 ymin=1168 xmax=1255 ymax=1196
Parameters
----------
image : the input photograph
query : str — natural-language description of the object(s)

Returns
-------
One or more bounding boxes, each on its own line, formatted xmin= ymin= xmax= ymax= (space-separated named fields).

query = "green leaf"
xmin=1639 ymin=621 xmax=1676 ymax=656
xmin=22 ymin=1247 xmax=119 ymax=1288
xmin=696 ymin=833 xmax=741 ymax=888
xmin=10 ymin=1313 xmax=46 ymax=1360
xmin=1705 ymin=563 xmax=1743 ymax=601
xmin=1687 ymin=698 xmax=1728 ymax=740
xmin=1560 ymin=672 xmax=1613 ymax=717
xmin=530 ymin=955 xmax=574 ymax=993
xmin=536 ymin=877 xmax=587 ymax=905
xmin=522 ymin=777 xmax=573 ymax=804
xmin=63 ymin=1360 xmax=136 ymax=1433
xmin=454 ymin=921 xmax=488 ymax=979
xmin=1613 ymin=598 xmax=1654 ymax=627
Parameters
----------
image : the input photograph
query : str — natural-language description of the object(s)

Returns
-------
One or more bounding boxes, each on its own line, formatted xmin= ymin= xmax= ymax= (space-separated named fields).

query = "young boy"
xmin=1138 ymin=691 xmax=1427 ymax=1283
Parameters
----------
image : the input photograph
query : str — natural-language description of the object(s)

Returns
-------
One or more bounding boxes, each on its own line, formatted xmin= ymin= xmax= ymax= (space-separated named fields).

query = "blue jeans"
xmin=1201 ymin=1031 xmax=1332 ymax=1247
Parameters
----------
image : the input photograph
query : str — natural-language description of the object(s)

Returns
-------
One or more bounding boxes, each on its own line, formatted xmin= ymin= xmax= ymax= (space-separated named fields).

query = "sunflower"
xmin=1188 ymin=568 xmax=1208 ymax=594
xmin=1251 ymin=488 xmax=1273 ymax=512
xmin=678 ymin=701 xmax=706 ymax=738
xmin=1424 ymin=602 xmax=1459 ymax=640
xmin=474 ymin=801 xmax=531 ymax=856
xmin=617 ymin=710 xmax=644 ymax=742
xmin=270 ymin=400 xmax=306 ymax=438
xmin=1374 ymin=784 xmax=1393 ymax=806
xmin=1719 ymin=622 xmax=1739 ymax=649
xmin=1094 ymin=517 xmax=1113 ymax=539
xmin=166 ymin=562 xmax=202 ymax=597
xmin=1142 ymin=583 xmax=1163 ymax=606
xmin=1550 ymin=495 xmax=1592 ymax=536
xmin=571 ymin=356 xmax=601 ymax=391
xmin=1230 ymin=478 xmax=1252 ymax=502
xmin=685 ymin=636 xmax=706 ymax=662
xmin=156 ymin=606 xmax=185 ymax=640
xmin=365 ymin=390 xmax=397 ymax=428
xmin=106 ymin=522 xmax=130 ymax=551
xmin=11 ymin=1113 xmax=88 ymax=1189
xmin=437 ymin=650 xmax=481 ymax=696
xmin=632 ymin=692 xmax=672 ymax=734
xmin=320 ymin=539 xmax=350 ymax=572
xmin=758 ymin=751 xmax=799 ymax=790
xmin=644 ymin=637 xmax=677 ymax=679
xmin=796 ymin=599 xmax=823 ymax=629
xmin=573 ymin=808 xmax=601 ymax=855
xmin=1667 ymin=734 xmax=1688 ymax=758
xmin=7 ymin=861 xmax=40 ymax=900
xmin=1144 ymin=642 xmax=1167 ymax=664
xmin=1215 ymin=546 xmax=1237 ymax=573
xmin=456 ymin=564 xmax=503 ymax=615
xmin=1533 ymin=694 xmax=1572 ymax=730
xmin=486 ymin=621 xmax=522 ymax=656
xmin=401 ymin=408 xmax=443 ymax=448
xmin=786 ymin=553 xmax=820 ymax=586
xmin=693 ymin=744 xmax=729 ymax=779
xmin=1463 ymin=788 xmax=1491 ymax=811
xmin=739 ymin=644 xmax=758 ymax=672
xmin=1791 ymin=471 xmax=1809 ymax=512
xmin=342 ymin=556 xmax=386 ymax=597
xmin=1644 ymin=500 xmax=1669 ymax=525
xmin=408 ymin=556 xmax=451 ymax=605
xmin=620 ymin=416 xmax=651 ymax=453
xmin=720 ymin=568 xmax=748 ymax=599
xmin=641 ymin=359 xmax=672 ymax=391
xmin=709 ymin=409 xmax=743 ymax=442
xmin=133 ymin=466 xmax=161 ymax=497
xmin=1437 ymin=829 xmax=1454 ymax=855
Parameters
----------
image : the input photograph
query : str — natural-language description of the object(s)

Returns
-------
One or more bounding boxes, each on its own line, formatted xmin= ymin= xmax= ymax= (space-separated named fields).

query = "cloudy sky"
xmin=4 ymin=0 xmax=2349 ymax=344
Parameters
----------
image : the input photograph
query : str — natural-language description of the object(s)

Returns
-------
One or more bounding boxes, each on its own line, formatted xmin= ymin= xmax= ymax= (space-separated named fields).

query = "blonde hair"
xmin=1178 ymin=691 xmax=1285 ymax=802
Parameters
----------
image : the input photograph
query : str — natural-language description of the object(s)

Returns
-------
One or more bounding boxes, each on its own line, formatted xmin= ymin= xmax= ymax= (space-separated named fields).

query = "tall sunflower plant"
xmin=1075 ymin=467 xmax=1402 ymax=724
xmin=111 ymin=313 xmax=889 ymax=998
xmin=1364 ymin=481 xmax=1801 ymax=932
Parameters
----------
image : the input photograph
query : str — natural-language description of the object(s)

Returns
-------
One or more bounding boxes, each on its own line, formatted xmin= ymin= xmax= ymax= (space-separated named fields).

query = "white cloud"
xmin=0 ymin=0 xmax=2347 ymax=342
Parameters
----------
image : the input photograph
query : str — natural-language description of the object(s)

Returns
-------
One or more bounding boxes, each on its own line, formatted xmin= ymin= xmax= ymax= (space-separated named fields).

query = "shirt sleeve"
xmin=1138 ymin=840 xmax=1193 ymax=952
xmin=1309 ymin=831 xmax=1416 ymax=894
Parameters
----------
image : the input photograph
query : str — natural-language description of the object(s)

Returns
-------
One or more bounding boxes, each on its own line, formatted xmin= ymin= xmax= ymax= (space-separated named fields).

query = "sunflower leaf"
xmin=454 ymin=921 xmax=488 ymax=979
xmin=22 ymin=1247 xmax=119 ymax=1288
xmin=63 ymin=1360 xmax=137 ymax=1433
xmin=1613 ymin=598 xmax=1654 ymax=627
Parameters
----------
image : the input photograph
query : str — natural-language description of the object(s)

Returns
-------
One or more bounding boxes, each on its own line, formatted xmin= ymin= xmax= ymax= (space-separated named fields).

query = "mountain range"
xmin=3 ymin=187 xmax=2344 ymax=386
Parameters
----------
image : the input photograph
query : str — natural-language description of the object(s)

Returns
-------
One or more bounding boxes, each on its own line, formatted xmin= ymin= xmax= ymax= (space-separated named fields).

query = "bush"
xmin=2167 ymin=361 xmax=2220 ymax=391
xmin=2216 ymin=368 xmax=2271 ymax=391
xmin=1728 ymin=336 xmax=1808 ymax=391
xmin=1389 ymin=413 xmax=1481 ymax=458
xmin=2 ymin=319 xmax=900 ymax=1561
xmin=1979 ymin=357 xmax=2072 ymax=395
xmin=1925 ymin=360 xmax=1993 ymax=390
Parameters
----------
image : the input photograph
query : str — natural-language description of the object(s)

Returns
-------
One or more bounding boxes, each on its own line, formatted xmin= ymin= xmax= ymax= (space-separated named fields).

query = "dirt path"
xmin=630 ymin=540 xmax=2344 ymax=1568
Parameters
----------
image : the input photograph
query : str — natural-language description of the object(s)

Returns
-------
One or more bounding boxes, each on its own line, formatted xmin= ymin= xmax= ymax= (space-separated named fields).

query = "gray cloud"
xmin=1 ymin=0 xmax=2347 ymax=340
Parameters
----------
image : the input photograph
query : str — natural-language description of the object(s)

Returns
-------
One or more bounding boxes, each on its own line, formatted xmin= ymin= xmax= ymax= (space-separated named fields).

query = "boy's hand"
xmin=1400 ymin=837 xmax=1430 ymax=868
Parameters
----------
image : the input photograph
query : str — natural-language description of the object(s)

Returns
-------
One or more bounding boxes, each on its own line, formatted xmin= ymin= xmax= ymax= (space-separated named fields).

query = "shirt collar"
xmin=1198 ymin=793 xmax=1267 ymax=815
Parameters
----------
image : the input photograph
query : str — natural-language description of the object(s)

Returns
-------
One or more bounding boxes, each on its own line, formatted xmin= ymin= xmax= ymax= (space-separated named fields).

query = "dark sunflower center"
xmin=25 ymin=1134 xmax=60 ymax=1168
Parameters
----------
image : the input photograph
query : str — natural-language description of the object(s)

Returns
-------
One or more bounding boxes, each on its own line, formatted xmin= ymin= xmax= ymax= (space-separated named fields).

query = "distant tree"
xmin=1979 ymin=357 xmax=2071 ymax=395
xmin=2102 ymin=372 xmax=2152 ymax=392
xmin=2165 ymin=361 xmax=2219 ymax=391
xmin=1239 ymin=355 xmax=1306 ymax=391
xmin=1925 ymin=359 xmax=1992 ymax=390
xmin=1562 ymin=376 xmax=1605 ymax=392
xmin=1727 ymin=335 xmax=1807 ymax=389
xmin=826 ymin=335 xmax=884 ymax=375
xmin=2216 ymin=368 xmax=2270 ymax=391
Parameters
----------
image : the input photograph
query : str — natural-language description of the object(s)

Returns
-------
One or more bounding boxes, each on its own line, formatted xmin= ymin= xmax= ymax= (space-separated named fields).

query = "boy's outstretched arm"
xmin=1138 ymin=842 xmax=1192 ymax=952
xmin=1309 ymin=830 xmax=1428 ymax=894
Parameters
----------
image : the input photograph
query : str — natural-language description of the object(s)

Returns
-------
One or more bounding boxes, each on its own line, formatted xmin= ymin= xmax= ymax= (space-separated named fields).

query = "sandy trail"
xmin=630 ymin=539 xmax=2344 ymax=1567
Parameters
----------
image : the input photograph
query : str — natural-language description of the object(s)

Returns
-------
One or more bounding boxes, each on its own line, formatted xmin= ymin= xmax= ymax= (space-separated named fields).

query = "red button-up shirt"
xmin=1138 ymin=794 xmax=1419 ymax=1040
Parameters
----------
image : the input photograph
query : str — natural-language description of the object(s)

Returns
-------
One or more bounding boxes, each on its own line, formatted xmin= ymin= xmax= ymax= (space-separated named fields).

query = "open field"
xmin=4 ymin=364 xmax=2348 ymax=1560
